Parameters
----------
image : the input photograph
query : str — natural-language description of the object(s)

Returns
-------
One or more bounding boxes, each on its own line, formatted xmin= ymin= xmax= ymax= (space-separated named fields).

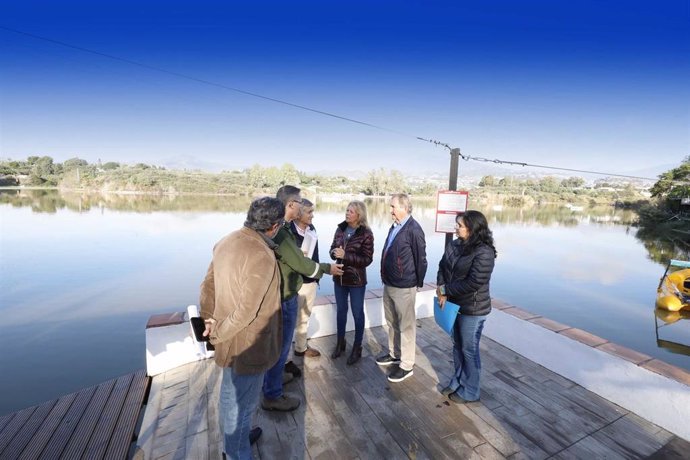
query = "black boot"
xmin=331 ymin=337 xmax=346 ymax=359
xmin=346 ymin=344 xmax=362 ymax=365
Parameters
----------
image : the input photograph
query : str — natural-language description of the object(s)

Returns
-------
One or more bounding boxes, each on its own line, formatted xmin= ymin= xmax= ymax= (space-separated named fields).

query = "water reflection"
xmin=635 ymin=226 xmax=690 ymax=266
xmin=655 ymin=310 xmax=690 ymax=357
xmin=1 ymin=189 xmax=689 ymax=415
xmin=1 ymin=189 xmax=641 ymax=225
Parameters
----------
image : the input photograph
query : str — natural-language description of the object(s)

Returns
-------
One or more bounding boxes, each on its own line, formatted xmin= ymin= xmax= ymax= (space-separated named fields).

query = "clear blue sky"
xmin=1 ymin=1 xmax=688 ymax=176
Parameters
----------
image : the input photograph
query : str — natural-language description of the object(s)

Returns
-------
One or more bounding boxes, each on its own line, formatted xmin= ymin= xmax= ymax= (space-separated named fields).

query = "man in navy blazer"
xmin=377 ymin=193 xmax=427 ymax=383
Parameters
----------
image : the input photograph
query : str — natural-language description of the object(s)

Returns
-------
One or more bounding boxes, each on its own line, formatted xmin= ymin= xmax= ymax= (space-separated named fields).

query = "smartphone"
xmin=190 ymin=316 xmax=210 ymax=342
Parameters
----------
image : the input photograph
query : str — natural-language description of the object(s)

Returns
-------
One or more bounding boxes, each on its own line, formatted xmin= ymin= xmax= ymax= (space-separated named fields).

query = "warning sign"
xmin=435 ymin=191 xmax=469 ymax=233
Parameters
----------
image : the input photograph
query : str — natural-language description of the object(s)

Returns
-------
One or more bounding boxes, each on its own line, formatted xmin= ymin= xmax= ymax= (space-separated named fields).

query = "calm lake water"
xmin=1 ymin=189 xmax=689 ymax=416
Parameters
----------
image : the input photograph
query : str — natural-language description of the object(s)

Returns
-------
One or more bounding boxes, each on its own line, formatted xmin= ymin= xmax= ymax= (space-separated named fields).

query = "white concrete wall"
xmin=305 ymin=289 xmax=436 ymax=339
xmin=145 ymin=305 xmax=213 ymax=376
xmin=484 ymin=309 xmax=690 ymax=442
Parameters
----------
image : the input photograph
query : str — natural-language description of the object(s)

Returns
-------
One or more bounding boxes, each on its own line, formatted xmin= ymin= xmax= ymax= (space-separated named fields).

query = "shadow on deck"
xmin=135 ymin=318 xmax=689 ymax=460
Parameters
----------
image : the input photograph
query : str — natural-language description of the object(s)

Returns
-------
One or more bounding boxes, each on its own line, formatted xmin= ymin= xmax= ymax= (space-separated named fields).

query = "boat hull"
xmin=656 ymin=268 xmax=690 ymax=312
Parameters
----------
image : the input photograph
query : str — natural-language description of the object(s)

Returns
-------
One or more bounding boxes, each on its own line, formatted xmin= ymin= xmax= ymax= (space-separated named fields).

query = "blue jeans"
xmin=219 ymin=366 xmax=264 ymax=460
xmin=262 ymin=295 xmax=298 ymax=399
xmin=448 ymin=313 xmax=487 ymax=401
xmin=334 ymin=284 xmax=366 ymax=346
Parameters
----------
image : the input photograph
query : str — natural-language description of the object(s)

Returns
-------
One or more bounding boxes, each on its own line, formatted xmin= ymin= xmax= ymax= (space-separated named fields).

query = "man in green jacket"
xmin=262 ymin=185 xmax=343 ymax=412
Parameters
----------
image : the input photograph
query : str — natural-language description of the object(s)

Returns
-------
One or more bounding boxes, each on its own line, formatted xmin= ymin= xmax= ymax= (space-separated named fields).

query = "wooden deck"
xmin=0 ymin=370 xmax=149 ymax=460
xmin=135 ymin=318 xmax=690 ymax=459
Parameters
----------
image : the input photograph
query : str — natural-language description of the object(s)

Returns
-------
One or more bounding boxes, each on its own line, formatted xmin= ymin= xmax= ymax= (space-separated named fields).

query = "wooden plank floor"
xmin=137 ymin=319 xmax=690 ymax=459
xmin=0 ymin=370 xmax=149 ymax=460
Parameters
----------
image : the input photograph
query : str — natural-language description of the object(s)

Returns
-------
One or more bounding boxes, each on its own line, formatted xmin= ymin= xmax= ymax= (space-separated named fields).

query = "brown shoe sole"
xmin=295 ymin=348 xmax=321 ymax=358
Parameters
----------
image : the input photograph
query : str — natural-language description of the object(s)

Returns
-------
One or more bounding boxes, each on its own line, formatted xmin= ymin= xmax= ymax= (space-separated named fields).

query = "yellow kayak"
xmin=656 ymin=260 xmax=690 ymax=312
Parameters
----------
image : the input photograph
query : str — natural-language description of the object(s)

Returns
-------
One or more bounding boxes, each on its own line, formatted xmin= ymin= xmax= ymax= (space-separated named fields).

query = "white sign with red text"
xmin=435 ymin=190 xmax=469 ymax=233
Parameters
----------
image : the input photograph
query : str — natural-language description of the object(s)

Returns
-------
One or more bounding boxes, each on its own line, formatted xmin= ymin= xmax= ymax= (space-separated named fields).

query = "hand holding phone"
xmin=190 ymin=317 xmax=210 ymax=342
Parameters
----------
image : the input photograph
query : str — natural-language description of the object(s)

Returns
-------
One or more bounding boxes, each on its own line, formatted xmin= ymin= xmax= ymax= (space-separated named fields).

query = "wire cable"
xmin=0 ymin=26 xmax=410 ymax=138
xmin=459 ymin=154 xmax=664 ymax=181
xmin=2 ymin=26 xmax=681 ymax=184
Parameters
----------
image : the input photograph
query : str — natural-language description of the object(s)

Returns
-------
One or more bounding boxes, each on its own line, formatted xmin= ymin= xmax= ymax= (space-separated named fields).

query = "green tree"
xmin=479 ymin=175 xmax=495 ymax=187
xmin=280 ymin=164 xmax=301 ymax=186
xmin=247 ymin=164 xmax=266 ymax=188
xmin=29 ymin=156 xmax=56 ymax=185
xmin=650 ymin=156 xmax=690 ymax=199
xmin=561 ymin=177 xmax=585 ymax=188
xmin=63 ymin=157 xmax=89 ymax=169
xmin=539 ymin=176 xmax=560 ymax=192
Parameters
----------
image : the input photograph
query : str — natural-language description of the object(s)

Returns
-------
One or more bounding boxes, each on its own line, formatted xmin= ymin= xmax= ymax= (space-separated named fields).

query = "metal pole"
xmin=446 ymin=148 xmax=460 ymax=248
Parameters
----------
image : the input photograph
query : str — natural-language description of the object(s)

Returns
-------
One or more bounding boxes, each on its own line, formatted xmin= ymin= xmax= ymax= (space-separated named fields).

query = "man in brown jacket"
xmin=200 ymin=197 xmax=284 ymax=460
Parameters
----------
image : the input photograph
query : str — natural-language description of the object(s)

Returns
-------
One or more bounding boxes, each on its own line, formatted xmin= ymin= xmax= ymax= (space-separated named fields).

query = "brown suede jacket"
xmin=199 ymin=226 xmax=282 ymax=374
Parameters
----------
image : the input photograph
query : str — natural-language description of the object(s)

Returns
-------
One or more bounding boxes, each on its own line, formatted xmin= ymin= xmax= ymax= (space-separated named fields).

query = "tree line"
xmin=0 ymin=156 xmax=437 ymax=196
xmin=636 ymin=156 xmax=690 ymax=250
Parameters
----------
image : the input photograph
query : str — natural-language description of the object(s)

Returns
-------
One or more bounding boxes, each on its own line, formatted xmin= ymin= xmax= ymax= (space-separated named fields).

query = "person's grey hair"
xmin=276 ymin=185 xmax=301 ymax=206
xmin=298 ymin=198 xmax=314 ymax=218
xmin=348 ymin=200 xmax=369 ymax=229
xmin=391 ymin=193 xmax=412 ymax=213
xmin=245 ymin=197 xmax=285 ymax=232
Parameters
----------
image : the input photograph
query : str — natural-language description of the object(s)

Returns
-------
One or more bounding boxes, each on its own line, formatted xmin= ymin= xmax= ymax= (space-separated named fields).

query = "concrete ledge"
xmin=146 ymin=311 xmax=186 ymax=328
xmin=641 ymin=359 xmax=690 ymax=387
xmin=528 ymin=316 xmax=570 ymax=332
xmin=502 ymin=306 xmax=540 ymax=321
xmin=304 ymin=288 xmax=435 ymax=340
xmin=484 ymin=307 xmax=690 ymax=441
xmin=145 ymin=305 xmax=213 ymax=376
xmin=595 ymin=342 xmax=654 ymax=366
xmin=558 ymin=327 xmax=610 ymax=347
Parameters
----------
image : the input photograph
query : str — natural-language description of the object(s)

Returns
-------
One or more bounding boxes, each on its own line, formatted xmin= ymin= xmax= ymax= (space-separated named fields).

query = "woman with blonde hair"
xmin=329 ymin=201 xmax=374 ymax=365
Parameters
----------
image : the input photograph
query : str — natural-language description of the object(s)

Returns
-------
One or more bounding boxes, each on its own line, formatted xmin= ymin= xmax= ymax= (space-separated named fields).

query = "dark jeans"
xmin=334 ymin=283 xmax=366 ymax=346
xmin=219 ymin=367 xmax=263 ymax=460
xmin=448 ymin=313 xmax=487 ymax=401
xmin=262 ymin=295 xmax=298 ymax=400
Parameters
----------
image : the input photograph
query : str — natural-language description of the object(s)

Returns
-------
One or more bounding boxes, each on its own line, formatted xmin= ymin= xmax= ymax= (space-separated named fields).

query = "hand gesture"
xmin=333 ymin=246 xmax=345 ymax=259
xmin=330 ymin=263 xmax=344 ymax=276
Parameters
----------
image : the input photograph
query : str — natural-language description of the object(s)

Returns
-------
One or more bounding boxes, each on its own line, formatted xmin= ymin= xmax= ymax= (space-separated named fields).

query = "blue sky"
xmin=0 ymin=1 xmax=688 ymax=176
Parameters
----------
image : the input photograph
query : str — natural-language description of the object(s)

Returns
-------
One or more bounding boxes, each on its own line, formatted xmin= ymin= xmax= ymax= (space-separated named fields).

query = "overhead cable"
xmin=0 ymin=26 xmax=408 ymax=137
xmin=1 ymin=26 xmax=681 ymax=184
xmin=458 ymin=154 xmax=660 ymax=181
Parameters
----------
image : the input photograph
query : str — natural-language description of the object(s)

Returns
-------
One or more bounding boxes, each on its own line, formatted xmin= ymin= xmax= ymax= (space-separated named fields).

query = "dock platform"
xmin=134 ymin=318 xmax=690 ymax=459
xmin=0 ymin=370 xmax=148 ymax=459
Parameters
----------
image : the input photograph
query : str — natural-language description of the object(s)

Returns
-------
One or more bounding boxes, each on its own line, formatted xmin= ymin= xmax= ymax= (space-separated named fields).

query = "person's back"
xmin=199 ymin=196 xmax=285 ymax=458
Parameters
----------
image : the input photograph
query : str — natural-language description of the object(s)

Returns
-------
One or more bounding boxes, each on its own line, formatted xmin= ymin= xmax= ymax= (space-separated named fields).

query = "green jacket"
xmin=274 ymin=224 xmax=332 ymax=300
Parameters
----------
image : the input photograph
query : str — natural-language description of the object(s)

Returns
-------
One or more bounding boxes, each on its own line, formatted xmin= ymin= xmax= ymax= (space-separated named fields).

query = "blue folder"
xmin=434 ymin=296 xmax=460 ymax=337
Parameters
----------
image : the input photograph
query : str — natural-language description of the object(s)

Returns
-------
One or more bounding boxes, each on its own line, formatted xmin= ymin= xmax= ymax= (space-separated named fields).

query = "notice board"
xmin=435 ymin=190 xmax=469 ymax=233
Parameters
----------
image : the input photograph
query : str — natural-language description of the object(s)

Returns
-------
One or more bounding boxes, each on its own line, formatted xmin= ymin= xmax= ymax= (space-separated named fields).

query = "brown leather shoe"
xmin=295 ymin=347 xmax=321 ymax=358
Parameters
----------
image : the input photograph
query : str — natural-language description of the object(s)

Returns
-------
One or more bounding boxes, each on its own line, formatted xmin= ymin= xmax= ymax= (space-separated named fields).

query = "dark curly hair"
xmin=457 ymin=210 xmax=497 ymax=258
xmin=245 ymin=197 xmax=285 ymax=232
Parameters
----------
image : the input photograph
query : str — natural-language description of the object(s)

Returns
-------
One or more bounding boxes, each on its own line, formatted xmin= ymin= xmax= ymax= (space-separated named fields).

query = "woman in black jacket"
xmin=330 ymin=201 xmax=374 ymax=365
xmin=436 ymin=210 xmax=496 ymax=403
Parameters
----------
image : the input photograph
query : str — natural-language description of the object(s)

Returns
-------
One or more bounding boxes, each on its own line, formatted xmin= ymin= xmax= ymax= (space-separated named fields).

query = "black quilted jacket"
xmin=437 ymin=239 xmax=495 ymax=316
